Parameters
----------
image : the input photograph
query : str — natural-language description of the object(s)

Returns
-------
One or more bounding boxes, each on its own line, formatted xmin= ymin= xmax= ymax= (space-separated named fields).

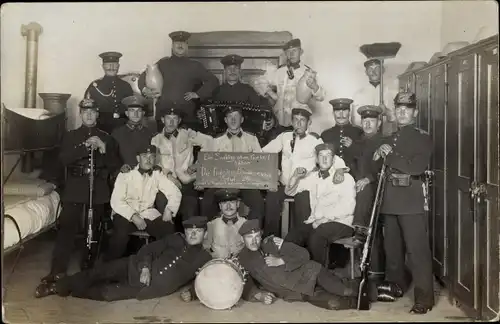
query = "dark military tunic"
xmin=130 ymin=233 xmax=211 ymax=300
xmin=138 ymin=55 xmax=219 ymax=123
xmin=238 ymin=241 xmax=322 ymax=300
xmin=84 ymin=76 xmax=134 ymax=134
xmin=350 ymin=133 xmax=385 ymax=183
xmin=320 ymin=123 xmax=363 ymax=167
xmin=380 ymin=125 xmax=432 ymax=215
xmin=60 ymin=125 xmax=121 ymax=204
xmin=212 ymin=82 xmax=265 ymax=105
xmin=111 ymin=123 xmax=156 ymax=167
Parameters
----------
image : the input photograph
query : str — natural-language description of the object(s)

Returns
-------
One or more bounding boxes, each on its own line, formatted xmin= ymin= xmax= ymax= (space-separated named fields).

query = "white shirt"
xmin=263 ymin=131 xmax=347 ymax=187
xmin=352 ymin=82 xmax=399 ymax=135
xmin=110 ymin=166 xmax=182 ymax=221
xmin=292 ymin=166 xmax=356 ymax=229
xmin=209 ymin=130 xmax=262 ymax=153
xmin=151 ymin=128 xmax=212 ymax=183
xmin=254 ymin=64 xmax=325 ymax=127
xmin=203 ymin=215 xmax=246 ymax=259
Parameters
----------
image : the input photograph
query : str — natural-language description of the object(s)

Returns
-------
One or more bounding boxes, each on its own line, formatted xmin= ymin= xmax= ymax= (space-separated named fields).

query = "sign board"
xmin=195 ymin=152 xmax=279 ymax=190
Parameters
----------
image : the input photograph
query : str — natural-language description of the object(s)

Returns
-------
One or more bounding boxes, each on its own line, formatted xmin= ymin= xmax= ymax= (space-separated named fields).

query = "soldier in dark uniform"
xmin=34 ymin=216 xmax=212 ymax=301
xmin=84 ymin=52 xmax=135 ymax=134
xmin=111 ymin=95 xmax=156 ymax=168
xmin=320 ymin=98 xmax=363 ymax=168
xmin=349 ymin=105 xmax=387 ymax=287
xmin=374 ymin=91 xmax=434 ymax=314
xmin=36 ymin=99 xmax=121 ymax=287
xmin=139 ymin=31 xmax=219 ymax=131
xmin=233 ymin=220 xmax=358 ymax=310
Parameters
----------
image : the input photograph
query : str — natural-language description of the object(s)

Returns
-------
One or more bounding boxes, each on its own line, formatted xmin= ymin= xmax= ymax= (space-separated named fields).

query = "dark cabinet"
xmin=399 ymin=35 xmax=499 ymax=321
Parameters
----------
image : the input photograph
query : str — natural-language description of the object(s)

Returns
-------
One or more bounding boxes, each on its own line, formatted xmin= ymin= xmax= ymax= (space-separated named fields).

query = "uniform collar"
xmin=127 ymin=122 xmax=144 ymax=131
xmin=221 ymin=214 xmax=239 ymax=224
xmin=293 ymin=131 xmax=307 ymax=140
xmin=227 ymin=130 xmax=243 ymax=138
xmin=318 ymin=169 xmax=330 ymax=179
xmin=164 ymin=129 xmax=179 ymax=139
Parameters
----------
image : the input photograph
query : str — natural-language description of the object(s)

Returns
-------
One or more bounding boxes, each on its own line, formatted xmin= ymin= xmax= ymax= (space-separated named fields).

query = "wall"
xmin=1 ymin=1 xmax=443 ymax=134
xmin=441 ymin=0 xmax=498 ymax=48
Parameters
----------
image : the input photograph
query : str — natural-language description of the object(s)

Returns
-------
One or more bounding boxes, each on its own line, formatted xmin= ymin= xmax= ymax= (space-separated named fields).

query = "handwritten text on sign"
xmin=196 ymin=152 xmax=279 ymax=190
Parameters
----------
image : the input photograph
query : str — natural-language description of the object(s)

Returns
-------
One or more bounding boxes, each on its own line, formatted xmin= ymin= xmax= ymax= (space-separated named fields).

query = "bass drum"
xmin=194 ymin=258 xmax=246 ymax=310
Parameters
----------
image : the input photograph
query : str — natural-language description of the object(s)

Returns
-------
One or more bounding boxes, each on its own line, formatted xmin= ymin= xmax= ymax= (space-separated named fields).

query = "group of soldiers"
xmin=33 ymin=31 xmax=434 ymax=315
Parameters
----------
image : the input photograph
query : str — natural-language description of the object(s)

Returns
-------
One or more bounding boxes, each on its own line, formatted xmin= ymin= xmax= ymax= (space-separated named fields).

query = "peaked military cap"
xmin=169 ymin=31 xmax=191 ymax=42
xmin=329 ymin=98 xmax=353 ymax=111
xmin=136 ymin=144 xmax=158 ymax=156
xmin=161 ymin=104 xmax=184 ymax=118
xmin=357 ymin=105 xmax=383 ymax=119
xmin=122 ymin=95 xmax=147 ymax=108
xmin=223 ymin=104 xmax=243 ymax=116
xmin=291 ymin=106 xmax=312 ymax=118
xmin=221 ymin=54 xmax=244 ymax=67
xmin=79 ymin=98 xmax=99 ymax=111
xmin=215 ymin=188 xmax=240 ymax=203
xmin=238 ymin=219 xmax=261 ymax=236
xmin=283 ymin=38 xmax=301 ymax=51
xmin=99 ymin=51 xmax=122 ymax=63
xmin=364 ymin=58 xmax=381 ymax=68
xmin=394 ymin=91 xmax=417 ymax=108
xmin=315 ymin=142 xmax=336 ymax=155
xmin=182 ymin=216 xmax=208 ymax=229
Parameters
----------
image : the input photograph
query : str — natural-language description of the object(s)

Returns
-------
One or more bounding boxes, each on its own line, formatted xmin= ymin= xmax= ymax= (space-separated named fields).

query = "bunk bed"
xmin=2 ymin=104 xmax=65 ymax=254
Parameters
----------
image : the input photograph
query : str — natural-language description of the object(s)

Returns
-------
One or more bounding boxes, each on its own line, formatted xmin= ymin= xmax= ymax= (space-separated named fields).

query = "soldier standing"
xmin=320 ymin=98 xmax=363 ymax=168
xmin=37 ymin=99 xmax=121 ymax=286
xmin=84 ymin=52 xmax=134 ymax=134
xmin=374 ymin=91 xmax=434 ymax=314
xmin=139 ymin=31 xmax=219 ymax=131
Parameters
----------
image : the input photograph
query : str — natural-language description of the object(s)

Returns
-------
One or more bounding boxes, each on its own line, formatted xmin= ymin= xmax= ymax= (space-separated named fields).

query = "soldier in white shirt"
xmin=262 ymin=106 xmax=348 ymax=237
xmin=106 ymin=144 xmax=182 ymax=260
xmin=200 ymin=105 xmax=265 ymax=222
xmin=151 ymin=106 xmax=213 ymax=221
xmin=203 ymin=188 xmax=246 ymax=259
xmin=352 ymin=59 xmax=398 ymax=136
xmin=284 ymin=143 xmax=356 ymax=266
xmin=254 ymin=38 xmax=326 ymax=129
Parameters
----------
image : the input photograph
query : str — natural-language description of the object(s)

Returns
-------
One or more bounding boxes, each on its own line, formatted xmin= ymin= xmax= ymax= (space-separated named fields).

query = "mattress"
xmin=3 ymin=191 xmax=61 ymax=250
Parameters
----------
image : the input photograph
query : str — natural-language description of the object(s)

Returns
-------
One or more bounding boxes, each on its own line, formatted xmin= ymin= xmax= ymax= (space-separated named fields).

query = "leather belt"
xmin=387 ymin=174 xmax=422 ymax=181
xmin=68 ymin=166 xmax=104 ymax=177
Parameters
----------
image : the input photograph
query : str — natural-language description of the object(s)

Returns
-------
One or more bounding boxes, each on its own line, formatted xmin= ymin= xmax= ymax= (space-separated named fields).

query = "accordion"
xmin=198 ymin=101 xmax=273 ymax=137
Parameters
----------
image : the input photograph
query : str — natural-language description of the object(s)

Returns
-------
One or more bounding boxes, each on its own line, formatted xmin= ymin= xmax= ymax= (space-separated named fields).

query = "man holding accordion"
xmin=35 ymin=99 xmax=121 ymax=295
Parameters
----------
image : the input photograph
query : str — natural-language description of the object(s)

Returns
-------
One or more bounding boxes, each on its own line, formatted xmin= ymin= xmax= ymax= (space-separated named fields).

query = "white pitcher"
xmin=296 ymin=68 xmax=317 ymax=104
xmin=145 ymin=64 xmax=163 ymax=94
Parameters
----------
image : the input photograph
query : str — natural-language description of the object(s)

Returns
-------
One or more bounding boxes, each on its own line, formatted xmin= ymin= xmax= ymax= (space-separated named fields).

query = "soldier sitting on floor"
xmin=105 ymin=144 xmax=181 ymax=261
xmin=203 ymin=188 xmax=246 ymax=259
xmin=35 ymin=217 xmax=211 ymax=301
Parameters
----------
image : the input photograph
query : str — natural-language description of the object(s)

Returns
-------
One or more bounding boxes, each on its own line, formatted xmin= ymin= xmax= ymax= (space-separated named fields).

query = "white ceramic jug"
xmin=296 ymin=68 xmax=317 ymax=104
xmin=145 ymin=64 xmax=163 ymax=94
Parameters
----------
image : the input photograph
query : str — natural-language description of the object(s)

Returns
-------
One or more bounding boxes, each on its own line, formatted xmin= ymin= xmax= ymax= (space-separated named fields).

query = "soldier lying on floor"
xmin=34 ymin=217 xmax=211 ymax=301
xmin=180 ymin=219 xmax=358 ymax=310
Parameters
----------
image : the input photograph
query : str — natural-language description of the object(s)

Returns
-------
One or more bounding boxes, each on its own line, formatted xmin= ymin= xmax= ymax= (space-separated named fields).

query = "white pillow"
xmin=3 ymin=179 xmax=56 ymax=197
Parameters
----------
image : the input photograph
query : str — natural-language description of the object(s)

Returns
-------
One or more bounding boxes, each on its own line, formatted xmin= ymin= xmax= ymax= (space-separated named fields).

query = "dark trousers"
xmin=201 ymin=188 xmax=264 ymax=222
xmin=179 ymin=182 xmax=199 ymax=221
xmin=57 ymin=257 xmax=140 ymax=301
xmin=289 ymin=191 xmax=313 ymax=231
xmin=315 ymin=267 xmax=351 ymax=296
xmin=285 ymin=221 xmax=354 ymax=266
xmin=353 ymin=184 xmax=375 ymax=228
xmin=105 ymin=215 xmax=174 ymax=261
xmin=51 ymin=202 xmax=105 ymax=274
xmin=384 ymin=213 xmax=434 ymax=306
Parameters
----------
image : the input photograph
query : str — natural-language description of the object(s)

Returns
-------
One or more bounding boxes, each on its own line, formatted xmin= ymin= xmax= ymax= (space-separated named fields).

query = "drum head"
xmin=195 ymin=261 xmax=244 ymax=310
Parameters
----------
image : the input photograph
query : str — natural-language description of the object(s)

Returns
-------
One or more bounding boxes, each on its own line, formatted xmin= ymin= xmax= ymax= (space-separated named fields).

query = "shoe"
xmin=40 ymin=272 xmax=66 ymax=284
xmin=306 ymin=292 xmax=356 ymax=310
xmin=377 ymin=281 xmax=404 ymax=298
xmin=376 ymin=292 xmax=397 ymax=302
xmin=34 ymin=282 xmax=58 ymax=298
xmin=410 ymin=303 xmax=433 ymax=314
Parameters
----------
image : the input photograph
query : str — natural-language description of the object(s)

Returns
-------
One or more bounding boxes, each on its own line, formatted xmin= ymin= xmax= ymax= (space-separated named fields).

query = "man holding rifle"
xmin=373 ymin=91 xmax=434 ymax=314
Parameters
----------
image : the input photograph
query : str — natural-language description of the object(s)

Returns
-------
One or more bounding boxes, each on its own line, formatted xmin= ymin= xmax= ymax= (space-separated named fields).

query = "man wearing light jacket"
xmin=284 ymin=143 xmax=357 ymax=266
xmin=105 ymin=144 xmax=182 ymax=261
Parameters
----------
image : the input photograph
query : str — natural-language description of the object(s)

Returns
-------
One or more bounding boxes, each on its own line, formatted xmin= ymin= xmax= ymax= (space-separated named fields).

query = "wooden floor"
xmin=3 ymin=231 xmax=471 ymax=323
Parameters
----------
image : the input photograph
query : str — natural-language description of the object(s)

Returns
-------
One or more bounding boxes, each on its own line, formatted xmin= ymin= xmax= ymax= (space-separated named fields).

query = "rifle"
xmin=85 ymin=147 xmax=97 ymax=259
xmin=357 ymin=161 xmax=388 ymax=310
